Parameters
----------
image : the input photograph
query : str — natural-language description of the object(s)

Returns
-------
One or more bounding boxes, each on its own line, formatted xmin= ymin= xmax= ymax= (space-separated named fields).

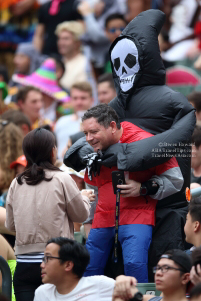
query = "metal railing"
xmin=0 ymin=256 xmax=12 ymax=301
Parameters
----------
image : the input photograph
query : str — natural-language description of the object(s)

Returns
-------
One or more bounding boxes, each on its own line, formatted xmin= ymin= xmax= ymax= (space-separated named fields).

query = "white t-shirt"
xmin=34 ymin=276 xmax=115 ymax=301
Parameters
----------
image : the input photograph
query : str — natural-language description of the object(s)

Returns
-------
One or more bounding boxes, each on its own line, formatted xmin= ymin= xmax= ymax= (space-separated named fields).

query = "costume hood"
xmin=109 ymin=9 xmax=166 ymax=105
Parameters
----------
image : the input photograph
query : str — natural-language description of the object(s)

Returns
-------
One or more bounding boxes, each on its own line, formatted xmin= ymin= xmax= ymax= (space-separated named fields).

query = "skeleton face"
xmin=111 ymin=38 xmax=140 ymax=92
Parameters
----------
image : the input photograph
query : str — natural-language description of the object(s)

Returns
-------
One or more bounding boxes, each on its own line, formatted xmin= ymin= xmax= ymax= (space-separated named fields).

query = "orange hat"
xmin=10 ymin=155 xmax=27 ymax=169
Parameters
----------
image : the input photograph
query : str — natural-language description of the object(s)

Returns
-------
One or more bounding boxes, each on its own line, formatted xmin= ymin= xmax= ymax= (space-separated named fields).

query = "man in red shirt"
xmin=82 ymin=104 xmax=184 ymax=282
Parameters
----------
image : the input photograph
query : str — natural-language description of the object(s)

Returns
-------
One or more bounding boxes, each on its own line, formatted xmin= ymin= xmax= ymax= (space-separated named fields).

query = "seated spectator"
xmin=34 ymin=237 xmax=115 ymax=301
xmin=97 ymin=73 xmax=116 ymax=104
xmin=12 ymin=58 xmax=70 ymax=123
xmin=1 ymin=109 xmax=31 ymax=136
xmin=184 ymin=197 xmax=201 ymax=252
xmin=190 ymin=283 xmax=201 ymax=301
xmin=56 ymin=21 xmax=96 ymax=93
xmin=112 ymin=249 xmax=191 ymax=301
xmin=5 ymin=128 xmax=93 ymax=301
xmin=0 ymin=120 xmax=23 ymax=208
xmin=54 ymin=82 xmax=93 ymax=158
xmin=191 ymin=126 xmax=201 ymax=187
xmin=188 ymin=92 xmax=201 ymax=121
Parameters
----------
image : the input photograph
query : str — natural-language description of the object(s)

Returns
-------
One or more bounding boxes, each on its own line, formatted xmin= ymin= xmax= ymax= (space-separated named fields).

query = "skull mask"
xmin=111 ymin=38 xmax=140 ymax=92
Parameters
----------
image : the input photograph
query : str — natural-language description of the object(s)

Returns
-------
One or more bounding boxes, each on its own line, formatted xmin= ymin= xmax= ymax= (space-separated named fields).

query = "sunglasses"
xmin=108 ymin=27 xmax=125 ymax=33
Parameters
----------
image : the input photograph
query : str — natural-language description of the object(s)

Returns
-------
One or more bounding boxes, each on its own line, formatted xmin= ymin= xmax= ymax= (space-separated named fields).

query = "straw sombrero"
xmin=12 ymin=58 xmax=70 ymax=103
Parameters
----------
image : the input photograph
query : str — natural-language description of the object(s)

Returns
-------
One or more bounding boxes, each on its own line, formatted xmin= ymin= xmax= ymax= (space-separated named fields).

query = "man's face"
xmin=18 ymin=90 xmax=43 ymax=123
xmin=40 ymin=243 xmax=65 ymax=285
xmin=82 ymin=117 xmax=114 ymax=152
xmin=98 ymin=82 xmax=116 ymax=104
xmin=57 ymin=30 xmax=78 ymax=56
xmin=184 ymin=212 xmax=196 ymax=244
xmin=71 ymin=88 xmax=93 ymax=113
xmin=105 ymin=19 xmax=126 ymax=43
xmin=192 ymin=144 xmax=201 ymax=169
xmin=154 ymin=258 xmax=186 ymax=292
xmin=14 ymin=53 xmax=30 ymax=74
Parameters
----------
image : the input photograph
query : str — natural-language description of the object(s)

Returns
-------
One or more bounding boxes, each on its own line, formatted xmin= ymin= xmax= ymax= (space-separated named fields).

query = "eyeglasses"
xmin=153 ymin=265 xmax=185 ymax=274
xmin=42 ymin=255 xmax=61 ymax=264
xmin=108 ymin=27 xmax=125 ymax=33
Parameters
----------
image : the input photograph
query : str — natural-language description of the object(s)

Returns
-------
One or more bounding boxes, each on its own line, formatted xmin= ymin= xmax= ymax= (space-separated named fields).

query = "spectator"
xmin=10 ymin=155 xmax=27 ymax=176
xmin=1 ymin=109 xmax=31 ymax=136
xmin=112 ymin=249 xmax=191 ymax=301
xmin=5 ymin=128 xmax=93 ymax=301
xmin=104 ymin=13 xmax=127 ymax=72
xmin=34 ymin=237 xmax=115 ymax=301
xmin=190 ymin=283 xmax=201 ymax=301
xmin=97 ymin=73 xmax=116 ymax=104
xmin=33 ymin=0 xmax=82 ymax=55
xmin=188 ymin=92 xmax=201 ymax=121
xmin=191 ymin=126 xmax=201 ymax=187
xmin=0 ymin=120 xmax=23 ymax=208
xmin=184 ymin=197 xmax=201 ymax=252
xmin=16 ymin=86 xmax=43 ymax=129
xmin=56 ymin=21 xmax=95 ymax=92
xmin=12 ymin=58 xmax=70 ymax=123
xmin=0 ymin=235 xmax=16 ymax=301
xmin=54 ymin=82 xmax=94 ymax=158
xmin=0 ymin=66 xmax=9 ymax=85
xmin=81 ymin=104 xmax=183 ymax=282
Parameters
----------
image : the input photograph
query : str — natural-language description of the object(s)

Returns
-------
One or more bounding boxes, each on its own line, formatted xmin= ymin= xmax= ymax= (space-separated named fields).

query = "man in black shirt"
xmin=33 ymin=0 xmax=82 ymax=55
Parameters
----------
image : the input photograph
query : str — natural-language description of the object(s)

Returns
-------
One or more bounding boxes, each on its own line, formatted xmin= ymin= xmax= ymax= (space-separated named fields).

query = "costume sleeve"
xmin=5 ymin=181 xmax=15 ymax=232
xmin=149 ymin=157 xmax=184 ymax=200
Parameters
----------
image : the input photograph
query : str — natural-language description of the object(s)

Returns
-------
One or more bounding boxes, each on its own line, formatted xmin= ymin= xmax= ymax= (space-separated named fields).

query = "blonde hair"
xmin=71 ymin=81 xmax=93 ymax=97
xmin=55 ymin=21 xmax=85 ymax=40
xmin=0 ymin=120 xmax=23 ymax=191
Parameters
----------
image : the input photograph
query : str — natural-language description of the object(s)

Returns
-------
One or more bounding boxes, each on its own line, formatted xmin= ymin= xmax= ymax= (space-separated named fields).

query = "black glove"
xmin=83 ymin=150 xmax=103 ymax=180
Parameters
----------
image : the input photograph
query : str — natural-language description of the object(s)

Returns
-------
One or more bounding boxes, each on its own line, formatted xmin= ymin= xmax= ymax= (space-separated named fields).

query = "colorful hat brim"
xmin=12 ymin=74 xmax=70 ymax=103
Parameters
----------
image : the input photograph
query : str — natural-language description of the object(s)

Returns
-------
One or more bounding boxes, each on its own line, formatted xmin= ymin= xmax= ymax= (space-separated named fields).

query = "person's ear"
xmin=181 ymin=272 xmax=190 ymax=285
xmin=64 ymin=261 xmax=74 ymax=272
xmin=20 ymin=124 xmax=30 ymax=136
xmin=110 ymin=121 xmax=117 ymax=134
xmin=194 ymin=221 xmax=200 ymax=232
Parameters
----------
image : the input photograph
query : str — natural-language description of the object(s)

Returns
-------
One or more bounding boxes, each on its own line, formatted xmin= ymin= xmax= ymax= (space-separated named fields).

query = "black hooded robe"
xmin=64 ymin=10 xmax=196 ymax=280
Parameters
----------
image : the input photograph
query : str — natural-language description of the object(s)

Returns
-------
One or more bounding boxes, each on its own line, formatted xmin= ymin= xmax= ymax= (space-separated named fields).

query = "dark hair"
xmin=17 ymin=128 xmax=60 ymax=185
xmin=98 ymin=73 xmax=115 ymax=90
xmin=1 ymin=109 xmax=31 ymax=130
xmin=188 ymin=92 xmax=201 ymax=113
xmin=0 ymin=65 xmax=9 ymax=84
xmin=46 ymin=237 xmax=90 ymax=278
xmin=50 ymin=54 xmax=65 ymax=75
xmin=192 ymin=126 xmax=201 ymax=148
xmin=17 ymin=86 xmax=41 ymax=103
xmin=105 ymin=13 xmax=127 ymax=28
xmin=189 ymin=197 xmax=201 ymax=223
xmin=190 ymin=283 xmax=201 ymax=299
xmin=191 ymin=247 xmax=201 ymax=275
xmin=82 ymin=104 xmax=121 ymax=129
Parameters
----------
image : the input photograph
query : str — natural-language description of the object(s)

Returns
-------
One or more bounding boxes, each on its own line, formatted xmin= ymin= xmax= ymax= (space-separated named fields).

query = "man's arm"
xmin=112 ymin=276 xmax=154 ymax=301
xmin=33 ymin=24 xmax=45 ymax=53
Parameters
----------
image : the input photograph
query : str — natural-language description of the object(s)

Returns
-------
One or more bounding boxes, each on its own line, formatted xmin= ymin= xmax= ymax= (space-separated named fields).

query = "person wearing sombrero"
xmin=12 ymin=58 xmax=70 ymax=124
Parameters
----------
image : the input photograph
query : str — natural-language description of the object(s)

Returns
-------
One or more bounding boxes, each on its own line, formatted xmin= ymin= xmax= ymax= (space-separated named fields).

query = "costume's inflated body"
xmin=64 ymin=10 xmax=196 ymax=280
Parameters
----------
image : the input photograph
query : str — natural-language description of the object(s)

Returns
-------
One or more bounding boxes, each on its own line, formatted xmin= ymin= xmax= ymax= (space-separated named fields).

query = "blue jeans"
xmin=84 ymin=224 xmax=152 ymax=282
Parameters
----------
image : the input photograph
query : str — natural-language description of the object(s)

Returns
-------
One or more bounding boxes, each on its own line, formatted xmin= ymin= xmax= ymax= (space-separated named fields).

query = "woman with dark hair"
xmin=5 ymin=128 xmax=93 ymax=301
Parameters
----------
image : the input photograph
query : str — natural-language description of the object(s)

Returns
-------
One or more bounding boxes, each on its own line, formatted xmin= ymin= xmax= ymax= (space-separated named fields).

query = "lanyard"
xmin=114 ymin=189 xmax=121 ymax=263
